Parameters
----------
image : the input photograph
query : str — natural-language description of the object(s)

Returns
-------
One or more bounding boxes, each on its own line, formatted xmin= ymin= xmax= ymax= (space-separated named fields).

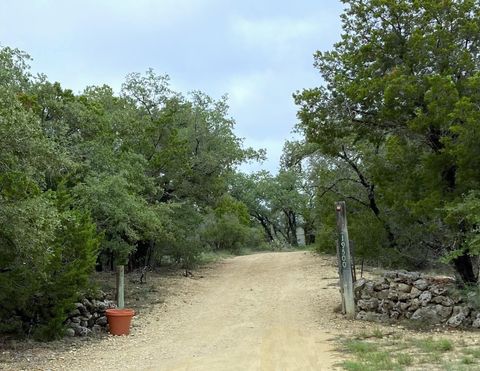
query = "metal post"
xmin=335 ymin=201 xmax=355 ymax=319
xmin=116 ymin=265 xmax=125 ymax=309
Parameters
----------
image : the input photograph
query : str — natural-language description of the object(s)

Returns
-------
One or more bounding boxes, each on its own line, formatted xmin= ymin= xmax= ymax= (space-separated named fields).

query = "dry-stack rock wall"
xmin=354 ymin=271 xmax=480 ymax=328
xmin=64 ymin=293 xmax=116 ymax=337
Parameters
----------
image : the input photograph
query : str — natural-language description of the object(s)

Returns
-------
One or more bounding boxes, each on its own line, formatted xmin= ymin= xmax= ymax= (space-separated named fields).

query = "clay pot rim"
xmin=106 ymin=308 xmax=135 ymax=317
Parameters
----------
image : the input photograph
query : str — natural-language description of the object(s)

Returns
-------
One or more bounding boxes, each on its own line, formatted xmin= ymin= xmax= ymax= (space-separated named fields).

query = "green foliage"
xmin=229 ymin=168 xmax=310 ymax=247
xmin=214 ymin=194 xmax=251 ymax=226
xmin=295 ymin=0 xmax=480 ymax=282
xmin=0 ymin=45 xmax=265 ymax=339
xmin=29 ymin=191 xmax=100 ymax=340
xmin=200 ymin=210 xmax=264 ymax=254
xmin=414 ymin=338 xmax=454 ymax=353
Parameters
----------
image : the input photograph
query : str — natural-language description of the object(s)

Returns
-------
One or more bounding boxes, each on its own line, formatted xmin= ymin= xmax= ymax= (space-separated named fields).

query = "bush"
xmin=200 ymin=212 xmax=264 ymax=254
xmin=0 ymin=191 xmax=100 ymax=340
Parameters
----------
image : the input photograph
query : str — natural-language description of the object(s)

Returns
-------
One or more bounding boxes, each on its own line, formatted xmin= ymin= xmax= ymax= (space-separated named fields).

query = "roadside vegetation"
xmin=340 ymin=328 xmax=480 ymax=370
xmin=0 ymin=46 xmax=308 ymax=340
xmin=292 ymin=0 xmax=480 ymax=285
xmin=2 ymin=0 xmax=480 ymax=343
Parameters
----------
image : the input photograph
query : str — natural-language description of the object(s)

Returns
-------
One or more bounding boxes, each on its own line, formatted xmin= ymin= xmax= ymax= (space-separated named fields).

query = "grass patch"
xmin=414 ymin=338 xmax=454 ymax=353
xmin=461 ymin=356 xmax=476 ymax=365
xmin=462 ymin=347 xmax=480 ymax=358
xmin=345 ymin=340 xmax=378 ymax=354
xmin=396 ymin=353 xmax=413 ymax=366
xmin=340 ymin=352 xmax=399 ymax=371
xmin=342 ymin=340 xmax=400 ymax=370
xmin=198 ymin=250 xmax=234 ymax=264
xmin=342 ymin=360 xmax=366 ymax=371
xmin=339 ymin=332 xmax=479 ymax=371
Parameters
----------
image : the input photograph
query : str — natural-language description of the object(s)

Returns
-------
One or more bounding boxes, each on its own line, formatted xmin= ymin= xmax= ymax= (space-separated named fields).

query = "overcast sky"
xmin=0 ymin=0 xmax=344 ymax=173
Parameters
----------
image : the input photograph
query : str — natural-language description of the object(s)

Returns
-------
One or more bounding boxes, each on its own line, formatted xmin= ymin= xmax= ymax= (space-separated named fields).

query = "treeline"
xmin=0 ymin=47 xmax=287 ymax=339
xmin=291 ymin=0 xmax=480 ymax=285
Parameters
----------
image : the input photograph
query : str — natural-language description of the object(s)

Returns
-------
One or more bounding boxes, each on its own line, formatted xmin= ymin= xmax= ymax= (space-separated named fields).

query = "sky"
xmin=0 ymin=0 xmax=344 ymax=173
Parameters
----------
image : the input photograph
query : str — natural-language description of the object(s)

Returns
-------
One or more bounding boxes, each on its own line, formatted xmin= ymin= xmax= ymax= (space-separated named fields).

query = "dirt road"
xmin=6 ymin=251 xmax=351 ymax=370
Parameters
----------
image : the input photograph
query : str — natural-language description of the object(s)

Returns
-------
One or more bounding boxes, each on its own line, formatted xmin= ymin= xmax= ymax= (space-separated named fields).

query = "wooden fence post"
xmin=116 ymin=265 xmax=125 ymax=309
xmin=335 ymin=201 xmax=355 ymax=319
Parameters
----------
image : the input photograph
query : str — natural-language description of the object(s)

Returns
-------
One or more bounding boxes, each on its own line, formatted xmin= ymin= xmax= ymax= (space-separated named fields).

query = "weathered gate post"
xmin=116 ymin=265 xmax=125 ymax=309
xmin=335 ymin=201 xmax=355 ymax=319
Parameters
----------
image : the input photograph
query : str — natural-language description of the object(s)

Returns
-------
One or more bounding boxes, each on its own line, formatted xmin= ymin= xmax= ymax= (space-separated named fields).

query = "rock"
xmin=377 ymin=299 xmax=389 ymax=314
xmin=373 ymin=278 xmax=389 ymax=291
xmin=82 ymin=298 xmax=93 ymax=310
xmin=64 ymin=328 xmax=75 ymax=337
xmin=356 ymin=311 xmax=389 ymax=322
xmin=75 ymin=302 xmax=88 ymax=316
xmin=431 ymin=285 xmax=448 ymax=296
xmin=96 ymin=316 xmax=108 ymax=326
xmin=363 ymin=281 xmax=375 ymax=295
xmin=383 ymin=271 xmax=398 ymax=280
xmin=88 ymin=317 xmax=95 ymax=327
xmin=472 ymin=314 xmax=480 ymax=329
xmin=92 ymin=324 xmax=103 ymax=334
xmin=374 ymin=282 xmax=390 ymax=291
xmin=105 ymin=300 xmax=116 ymax=309
xmin=411 ymin=305 xmax=451 ymax=325
xmin=451 ymin=293 xmax=463 ymax=304
xmin=95 ymin=301 xmax=107 ymax=312
xmin=68 ymin=309 xmax=81 ymax=317
xmin=71 ymin=317 xmax=81 ymax=324
xmin=376 ymin=290 xmax=389 ymax=300
xmin=429 ymin=275 xmax=455 ymax=285
xmin=394 ymin=271 xmax=421 ymax=284
xmin=452 ymin=305 xmax=470 ymax=317
xmin=361 ymin=292 xmax=373 ymax=299
xmin=435 ymin=304 xmax=453 ymax=320
xmin=390 ymin=311 xmax=401 ymax=320
xmin=447 ymin=312 xmax=467 ymax=328
xmin=387 ymin=291 xmax=399 ymax=301
xmin=431 ymin=296 xmax=454 ymax=307
xmin=357 ymin=298 xmax=379 ymax=311
xmin=74 ymin=326 xmax=89 ymax=337
xmin=419 ymin=291 xmax=432 ymax=305
xmin=398 ymin=293 xmax=410 ymax=301
xmin=414 ymin=305 xmax=443 ymax=323
xmin=354 ymin=278 xmax=367 ymax=290
xmin=413 ymin=279 xmax=429 ymax=291
xmin=97 ymin=290 xmax=107 ymax=300
xmin=409 ymin=299 xmax=421 ymax=312
xmin=410 ymin=287 xmax=422 ymax=299
xmin=396 ymin=283 xmax=412 ymax=293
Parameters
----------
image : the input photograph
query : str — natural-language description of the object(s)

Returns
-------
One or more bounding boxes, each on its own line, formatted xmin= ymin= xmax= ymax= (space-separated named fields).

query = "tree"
xmin=0 ymin=44 xmax=267 ymax=338
xmin=0 ymin=48 xmax=99 ymax=339
xmin=295 ymin=0 xmax=480 ymax=284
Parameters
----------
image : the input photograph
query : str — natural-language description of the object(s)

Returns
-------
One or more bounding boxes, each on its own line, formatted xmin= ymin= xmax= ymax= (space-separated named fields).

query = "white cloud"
xmin=227 ymin=70 xmax=274 ymax=107
xmin=231 ymin=16 xmax=321 ymax=50
xmin=238 ymin=137 xmax=285 ymax=174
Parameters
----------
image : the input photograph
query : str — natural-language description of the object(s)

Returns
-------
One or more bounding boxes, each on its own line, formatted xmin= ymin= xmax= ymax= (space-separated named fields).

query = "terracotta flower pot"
xmin=106 ymin=308 xmax=135 ymax=336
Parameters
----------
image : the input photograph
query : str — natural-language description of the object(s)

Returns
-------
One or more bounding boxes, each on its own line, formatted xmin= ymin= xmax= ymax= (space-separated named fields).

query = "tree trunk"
xmin=453 ymin=254 xmax=477 ymax=285
xmin=253 ymin=213 xmax=274 ymax=241
xmin=284 ymin=209 xmax=298 ymax=246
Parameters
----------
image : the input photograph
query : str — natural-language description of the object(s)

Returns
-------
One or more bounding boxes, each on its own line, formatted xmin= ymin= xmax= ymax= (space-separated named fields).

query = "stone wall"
xmin=354 ymin=271 xmax=480 ymax=329
xmin=64 ymin=293 xmax=116 ymax=337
